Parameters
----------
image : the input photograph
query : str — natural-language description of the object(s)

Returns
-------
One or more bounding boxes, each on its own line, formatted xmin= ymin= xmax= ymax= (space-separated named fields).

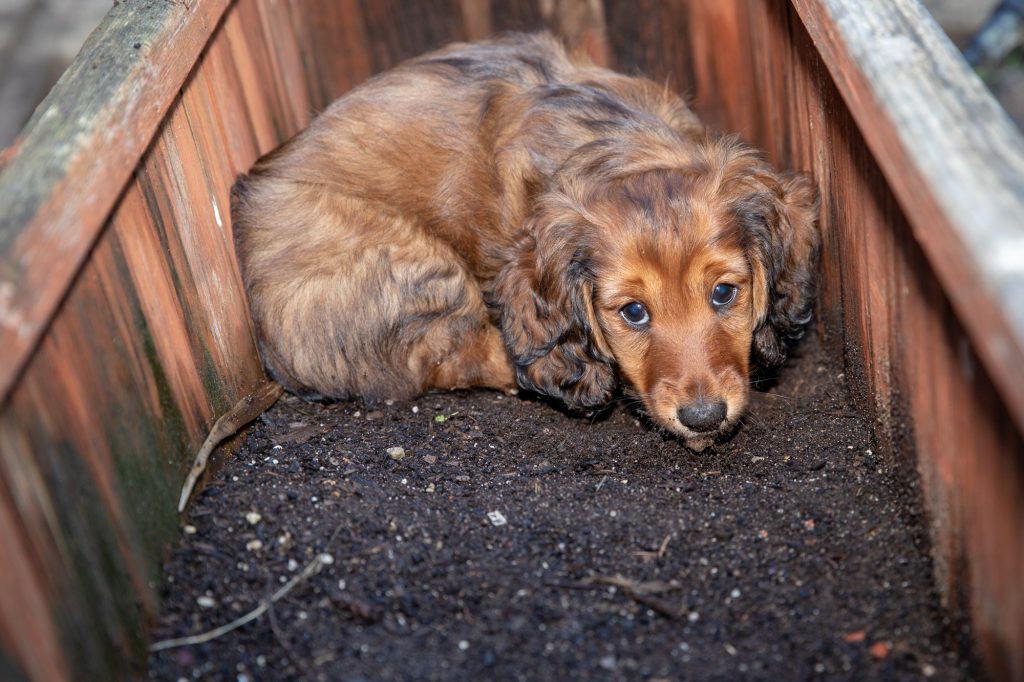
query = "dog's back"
xmin=231 ymin=33 xmax=701 ymax=402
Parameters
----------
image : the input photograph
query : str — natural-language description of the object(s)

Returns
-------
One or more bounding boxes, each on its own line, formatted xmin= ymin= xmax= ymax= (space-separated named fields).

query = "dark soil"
xmin=147 ymin=335 xmax=980 ymax=681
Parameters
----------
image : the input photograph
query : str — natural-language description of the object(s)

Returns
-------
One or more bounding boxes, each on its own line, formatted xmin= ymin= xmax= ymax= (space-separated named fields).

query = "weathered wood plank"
xmin=0 ymin=0 xmax=233 ymax=405
xmin=0 ymin=0 xmax=322 ymax=677
xmin=790 ymin=0 xmax=1024 ymax=435
xmin=674 ymin=3 xmax=1024 ymax=679
xmin=1 ymin=1 xmax=1021 ymax=679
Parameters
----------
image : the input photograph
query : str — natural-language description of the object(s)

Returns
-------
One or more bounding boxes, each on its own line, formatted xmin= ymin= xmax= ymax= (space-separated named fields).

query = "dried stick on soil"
xmin=178 ymin=381 xmax=284 ymax=512
xmin=149 ymin=548 xmax=334 ymax=652
xmin=548 ymin=574 xmax=683 ymax=620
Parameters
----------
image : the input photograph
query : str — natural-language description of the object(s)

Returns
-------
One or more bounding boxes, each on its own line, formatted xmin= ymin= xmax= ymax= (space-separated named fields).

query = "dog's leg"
xmin=420 ymin=324 xmax=515 ymax=393
xmin=239 ymin=186 xmax=515 ymax=402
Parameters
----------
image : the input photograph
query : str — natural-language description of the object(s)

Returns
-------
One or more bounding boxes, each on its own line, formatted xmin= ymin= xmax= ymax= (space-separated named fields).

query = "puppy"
xmin=232 ymin=32 xmax=819 ymax=449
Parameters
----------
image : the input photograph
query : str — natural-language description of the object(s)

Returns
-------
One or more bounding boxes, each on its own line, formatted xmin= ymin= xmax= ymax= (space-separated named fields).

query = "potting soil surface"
xmin=147 ymin=335 xmax=980 ymax=681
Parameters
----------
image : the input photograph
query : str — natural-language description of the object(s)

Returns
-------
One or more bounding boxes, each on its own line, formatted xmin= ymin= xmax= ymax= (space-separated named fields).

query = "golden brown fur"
xmin=232 ymin=33 xmax=819 ymax=448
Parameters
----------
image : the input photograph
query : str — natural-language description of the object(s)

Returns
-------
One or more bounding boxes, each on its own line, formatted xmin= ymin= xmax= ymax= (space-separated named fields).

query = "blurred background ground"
xmin=0 ymin=0 xmax=1022 ymax=150
xmin=923 ymin=0 xmax=1024 ymax=129
xmin=0 ymin=0 xmax=108 ymax=148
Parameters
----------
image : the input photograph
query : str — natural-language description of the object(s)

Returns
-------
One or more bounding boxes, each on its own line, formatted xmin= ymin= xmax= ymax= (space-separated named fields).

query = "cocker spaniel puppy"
xmin=232 ymin=32 xmax=820 ymax=449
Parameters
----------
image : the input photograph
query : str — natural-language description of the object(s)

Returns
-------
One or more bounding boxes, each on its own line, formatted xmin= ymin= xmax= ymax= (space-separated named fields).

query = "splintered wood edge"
xmin=0 ymin=0 xmax=233 ymax=404
xmin=790 ymin=0 xmax=1024 ymax=432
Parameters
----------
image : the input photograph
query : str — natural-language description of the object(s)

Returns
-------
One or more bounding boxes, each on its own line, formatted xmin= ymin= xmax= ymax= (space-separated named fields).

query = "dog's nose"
xmin=677 ymin=399 xmax=727 ymax=432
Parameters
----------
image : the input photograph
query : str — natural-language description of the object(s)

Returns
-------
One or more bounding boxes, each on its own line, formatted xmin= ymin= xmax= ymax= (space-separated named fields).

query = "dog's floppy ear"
xmin=737 ymin=171 xmax=821 ymax=368
xmin=492 ymin=203 xmax=616 ymax=410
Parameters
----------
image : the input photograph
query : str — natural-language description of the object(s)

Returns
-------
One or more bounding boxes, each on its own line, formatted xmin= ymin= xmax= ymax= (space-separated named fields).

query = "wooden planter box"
xmin=1 ymin=0 xmax=1021 ymax=679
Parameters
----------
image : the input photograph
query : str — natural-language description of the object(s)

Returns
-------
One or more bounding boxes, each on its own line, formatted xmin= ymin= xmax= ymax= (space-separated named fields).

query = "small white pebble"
xmin=272 ymin=445 xmax=283 ymax=451
xmin=487 ymin=510 xmax=507 ymax=527
xmin=245 ymin=512 xmax=262 ymax=525
xmin=288 ymin=559 xmax=299 ymax=571
xmin=246 ymin=539 xmax=263 ymax=551
xmin=458 ymin=640 xmax=469 ymax=651
xmin=256 ymin=655 xmax=267 ymax=667
xmin=609 ymin=510 xmax=617 ymax=518
xmin=387 ymin=446 xmax=406 ymax=461
xmin=922 ymin=664 xmax=936 ymax=677
xmin=400 ymin=478 xmax=408 ymax=485
xmin=311 ymin=496 xmax=318 ymax=502
xmin=197 ymin=596 xmax=216 ymax=608
xmin=353 ymin=411 xmax=361 ymax=417
xmin=730 ymin=589 xmax=741 ymax=599
xmin=385 ymin=399 xmax=396 ymax=406
xmin=412 ymin=406 xmax=419 ymax=413
xmin=272 ymin=458 xmax=279 ymax=464
xmin=232 ymin=476 xmax=239 ymax=482
xmin=183 ymin=525 xmax=197 ymax=535
xmin=724 ymin=643 xmax=737 ymax=656
xmin=338 ymin=579 xmax=347 ymax=590
xmin=297 ymin=611 xmax=308 ymax=621
xmin=320 ymin=553 xmax=334 ymax=565
xmin=426 ymin=483 xmax=436 ymax=493
xmin=687 ymin=611 xmax=700 ymax=623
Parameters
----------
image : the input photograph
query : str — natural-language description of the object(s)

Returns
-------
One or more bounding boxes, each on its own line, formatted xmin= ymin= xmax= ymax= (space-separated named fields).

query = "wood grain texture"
xmin=0 ymin=0 xmax=320 ymax=677
xmin=0 ymin=0 xmax=233 ymax=405
xmin=1 ymin=0 xmax=1022 ymax=679
xmin=790 ymin=0 xmax=1024 ymax=435
xmin=669 ymin=3 xmax=1024 ymax=679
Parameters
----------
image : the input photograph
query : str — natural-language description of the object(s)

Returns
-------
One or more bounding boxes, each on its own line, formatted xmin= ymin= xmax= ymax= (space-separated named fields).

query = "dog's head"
xmin=495 ymin=132 xmax=819 ymax=449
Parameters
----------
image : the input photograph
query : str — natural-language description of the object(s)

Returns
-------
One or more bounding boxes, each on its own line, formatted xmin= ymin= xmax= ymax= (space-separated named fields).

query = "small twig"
xmin=633 ymin=534 xmax=672 ymax=560
xmin=151 ymin=524 xmax=346 ymax=653
xmin=547 ymin=574 xmax=683 ymax=620
xmin=622 ymin=591 xmax=681 ymax=619
xmin=149 ymin=550 xmax=331 ymax=652
xmin=178 ymin=382 xmax=283 ymax=512
xmin=658 ymin=533 xmax=671 ymax=557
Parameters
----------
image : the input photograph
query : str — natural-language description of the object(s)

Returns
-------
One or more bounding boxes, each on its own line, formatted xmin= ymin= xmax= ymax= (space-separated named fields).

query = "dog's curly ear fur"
xmin=737 ymin=171 xmax=821 ymax=368
xmin=492 ymin=204 xmax=616 ymax=410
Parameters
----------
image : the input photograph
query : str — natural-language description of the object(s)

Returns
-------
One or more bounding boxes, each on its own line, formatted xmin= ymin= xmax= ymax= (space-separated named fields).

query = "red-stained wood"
xmin=0 ymin=434 xmax=67 ymax=682
xmin=0 ymin=0 xmax=233 ymax=406
xmin=0 ymin=0 xmax=324 ymax=677
xmin=1 ymin=1 xmax=1022 ymax=679
xmin=655 ymin=3 xmax=1024 ymax=679
xmin=790 ymin=0 xmax=1024 ymax=437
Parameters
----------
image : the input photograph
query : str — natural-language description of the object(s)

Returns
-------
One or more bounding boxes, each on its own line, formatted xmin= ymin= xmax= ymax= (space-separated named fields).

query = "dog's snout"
xmin=677 ymin=399 xmax=727 ymax=432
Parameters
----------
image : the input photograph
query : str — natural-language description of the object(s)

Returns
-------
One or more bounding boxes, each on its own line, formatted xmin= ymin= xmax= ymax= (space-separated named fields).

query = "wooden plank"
xmin=285 ymin=0 xmax=372 ymax=109
xmin=0 ymin=0 xmax=328 ymax=677
xmin=789 ymin=0 xmax=1024 ymax=435
xmin=657 ymin=3 xmax=1024 ymax=678
xmin=0 ymin=425 xmax=67 ymax=682
xmin=0 ymin=0 xmax=232 ymax=405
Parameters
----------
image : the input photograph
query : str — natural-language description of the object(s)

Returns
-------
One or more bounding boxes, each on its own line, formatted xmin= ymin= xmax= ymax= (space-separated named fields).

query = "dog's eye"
xmin=620 ymin=302 xmax=650 ymax=327
xmin=711 ymin=283 xmax=738 ymax=309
